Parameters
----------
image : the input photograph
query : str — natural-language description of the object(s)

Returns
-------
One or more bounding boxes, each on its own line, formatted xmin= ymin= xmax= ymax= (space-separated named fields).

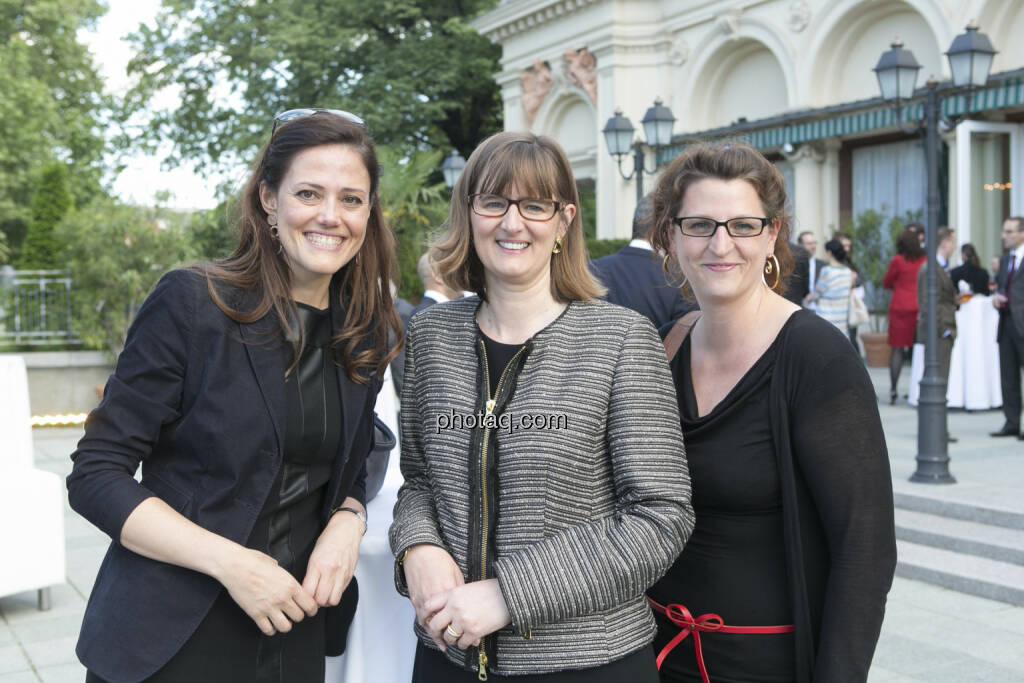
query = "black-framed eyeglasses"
xmin=672 ymin=216 xmax=770 ymax=238
xmin=271 ymin=108 xmax=365 ymax=134
xmin=469 ymin=194 xmax=565 ymax=221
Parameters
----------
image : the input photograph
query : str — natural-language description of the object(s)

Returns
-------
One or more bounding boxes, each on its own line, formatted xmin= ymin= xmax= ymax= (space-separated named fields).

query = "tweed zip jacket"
xmin=389 ymin=296 xmax=694 ymax=676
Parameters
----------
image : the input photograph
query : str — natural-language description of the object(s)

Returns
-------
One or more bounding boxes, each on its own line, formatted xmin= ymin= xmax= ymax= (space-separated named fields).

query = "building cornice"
xmin=472 ymin=0 xmax=602 ymax=42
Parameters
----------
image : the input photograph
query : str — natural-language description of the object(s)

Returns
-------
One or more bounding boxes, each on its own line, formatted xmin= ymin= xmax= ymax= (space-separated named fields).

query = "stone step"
xmin=894 ymin=508 xmax=1024 ymax=565
xmin=893 ymin=491 xmax=1024 ymax=530
xmin=896 ymin=539 xmax=1024 ymax=607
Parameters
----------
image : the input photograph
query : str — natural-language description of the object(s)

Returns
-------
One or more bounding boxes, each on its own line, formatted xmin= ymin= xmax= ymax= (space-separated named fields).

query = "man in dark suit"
xmin=411 ymin=252 xmax=458 ymax=319
xmin=798 ymin=231 xmax=824 ymax=308
xmin=590 ymin=195 xmax=695 ymax=329
xmin=784 ymin=240 xmax=810 ymax=305
xmin=991 ymin=216 xmax=1024 ymax=439
xmin=917 ymin=227 xmax=959 ymax=441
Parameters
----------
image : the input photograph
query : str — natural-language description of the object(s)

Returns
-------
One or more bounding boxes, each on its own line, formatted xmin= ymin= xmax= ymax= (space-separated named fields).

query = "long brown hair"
xmin=431 ymin=131 xmax=604 ymax=303
xmin=649 ymin=140 xmax=795 ymax=297
xmin=197 ymin=113 xmax=400 ymax=383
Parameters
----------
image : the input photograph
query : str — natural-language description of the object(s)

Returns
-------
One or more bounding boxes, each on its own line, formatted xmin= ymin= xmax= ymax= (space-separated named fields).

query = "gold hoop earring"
xmin=552 ymin=236 xmax=564 ymax=254
xmin=764 ymin=253 xmax=781 ymax=289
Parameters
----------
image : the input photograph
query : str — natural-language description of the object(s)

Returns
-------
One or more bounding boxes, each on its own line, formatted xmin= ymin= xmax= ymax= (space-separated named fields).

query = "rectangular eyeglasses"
xmin=673 ymin=216 xmax=769 ymax=238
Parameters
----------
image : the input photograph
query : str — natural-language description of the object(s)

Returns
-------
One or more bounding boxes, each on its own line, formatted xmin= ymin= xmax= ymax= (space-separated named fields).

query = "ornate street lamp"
xmin=873 ymin=23 xmax=997 ymax=484
xmin=602 ymin=97 xmax=676 ymax=204
xmin=440 ymin=149 xmax=466 ymax=189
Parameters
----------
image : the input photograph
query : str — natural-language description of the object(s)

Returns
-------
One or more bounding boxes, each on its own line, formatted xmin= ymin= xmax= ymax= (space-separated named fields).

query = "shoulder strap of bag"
xmin=663 ymin=310 xmax=702 ymax=362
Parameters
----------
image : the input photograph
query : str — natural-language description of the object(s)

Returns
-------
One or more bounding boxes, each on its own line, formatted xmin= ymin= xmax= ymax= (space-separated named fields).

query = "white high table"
xmin=908 ymin=295 xmax=1002 ymax=409
xmin=326 ymin=373 xmax=418 ymax=683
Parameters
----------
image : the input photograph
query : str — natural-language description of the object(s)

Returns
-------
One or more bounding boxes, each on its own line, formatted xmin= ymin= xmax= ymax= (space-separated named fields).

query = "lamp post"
xmin=602 ymin=97 xmax=676 ymax=205
xmin=440 ymin=149 xmax=466 ymax=190
xmin=873 ymin=23 xmax=996 ymax=484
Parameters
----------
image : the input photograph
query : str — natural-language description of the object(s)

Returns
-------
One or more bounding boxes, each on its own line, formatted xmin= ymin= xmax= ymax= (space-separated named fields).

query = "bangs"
xmin=474 ymin=141 xmax=563 ymax=201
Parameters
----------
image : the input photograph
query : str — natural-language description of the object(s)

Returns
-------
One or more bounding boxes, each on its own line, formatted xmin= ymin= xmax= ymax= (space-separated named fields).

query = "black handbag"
xmin=364 ymin=413 xmax=396 ymax=503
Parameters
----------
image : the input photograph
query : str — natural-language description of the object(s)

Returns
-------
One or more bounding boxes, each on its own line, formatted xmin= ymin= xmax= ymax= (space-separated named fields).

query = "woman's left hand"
xmin=302 ymin=506 xmax=364 ymax=606
xmin=423 ymin=579 xmax=512 ymax=651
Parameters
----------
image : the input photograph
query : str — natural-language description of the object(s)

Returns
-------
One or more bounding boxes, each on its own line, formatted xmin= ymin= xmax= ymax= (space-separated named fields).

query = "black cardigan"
xmin=663 ymin=309 xmax=896 ymax=681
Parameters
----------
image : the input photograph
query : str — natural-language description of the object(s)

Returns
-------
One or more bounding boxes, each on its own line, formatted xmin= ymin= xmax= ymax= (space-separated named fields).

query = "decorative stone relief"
xmin=669 ymin=35 xmax=690 ymax=66
xmin=564 ymin=47 xmax=597 ymax=105
xmin=789 ymin=1 xmax=810 ymax=33
xmin=521 ymin=60 xmax=555 ymax=125
xmin=717 ymin=8 xmax=741 ymax=37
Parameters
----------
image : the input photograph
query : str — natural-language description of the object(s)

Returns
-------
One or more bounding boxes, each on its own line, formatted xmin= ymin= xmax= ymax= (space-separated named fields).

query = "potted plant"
xmin=842 ymin=208 xmax=917 ymax=366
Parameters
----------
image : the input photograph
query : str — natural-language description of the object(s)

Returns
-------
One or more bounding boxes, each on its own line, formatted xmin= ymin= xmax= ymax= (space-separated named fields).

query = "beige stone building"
xmin=473 ymin=0 xmax=1024 ymax=265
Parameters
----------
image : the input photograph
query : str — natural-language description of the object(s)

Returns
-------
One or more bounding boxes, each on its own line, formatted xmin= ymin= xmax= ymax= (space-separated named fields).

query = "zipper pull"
xmin=486 ymin=399 xmax=495 ymax=415
xmin=478 ymin=650 xmax=488 ymax=681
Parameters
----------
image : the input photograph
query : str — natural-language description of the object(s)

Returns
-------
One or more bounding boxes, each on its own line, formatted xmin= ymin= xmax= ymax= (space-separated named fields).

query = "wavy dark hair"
xmin=195 ymin=113 xmax=400 ymax=383
xmin=649 ymin=140 xmax=794 ymax=298
xmin=895 ymin=228 xmax=925 ymax=260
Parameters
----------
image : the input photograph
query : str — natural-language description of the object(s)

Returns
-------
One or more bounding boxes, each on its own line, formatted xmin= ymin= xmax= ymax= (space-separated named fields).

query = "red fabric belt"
xmin=647 ymin=597 xmax=794 ymax=683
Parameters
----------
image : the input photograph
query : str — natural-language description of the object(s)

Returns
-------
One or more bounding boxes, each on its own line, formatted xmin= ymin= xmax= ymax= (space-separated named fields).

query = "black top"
xmin=950 ymin=263 xmax=990 ymax=296
xmin=649 ymin=322 xmax=797 ymax=682
xmin=481 ymin=331 xmax=525 ymax=393
xmin=654 ymin=310 xmax=895 ymax=682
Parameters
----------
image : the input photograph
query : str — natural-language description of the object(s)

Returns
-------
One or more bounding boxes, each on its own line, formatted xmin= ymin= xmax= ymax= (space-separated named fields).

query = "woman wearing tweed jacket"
xmin=647 ymin=142 xmax=896 ymax=682
xmin=389 ymin=132 xmax=695 ymax=681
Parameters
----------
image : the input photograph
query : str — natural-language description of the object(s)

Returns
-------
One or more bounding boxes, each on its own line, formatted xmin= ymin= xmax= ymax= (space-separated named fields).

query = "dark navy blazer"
xmin=67 ymin=269 xmax=380 ymax=683
xmin=590 ymin=245 xmax=696 ymax=330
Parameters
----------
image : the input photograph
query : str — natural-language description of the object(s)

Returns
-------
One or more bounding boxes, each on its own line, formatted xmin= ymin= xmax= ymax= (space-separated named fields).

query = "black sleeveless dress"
xmin=648 ymin=331 xmax=797 ymax=683
xmin=100 ymin=302 xmax=344 ymax=683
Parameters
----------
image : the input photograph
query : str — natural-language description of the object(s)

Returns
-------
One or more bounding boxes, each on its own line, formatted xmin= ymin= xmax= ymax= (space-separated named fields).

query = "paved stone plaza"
xmin=2 ymin=366 xmax=1023 ymax=682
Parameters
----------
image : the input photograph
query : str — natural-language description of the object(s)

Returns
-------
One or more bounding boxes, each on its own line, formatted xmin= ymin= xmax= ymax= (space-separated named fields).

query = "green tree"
xmin=377 ymin=147 xmax=450 ymax=302
xmin=58 ymin=199 xmax=196 ymax=357
xmin=120 ymin=0 xmax=501 ymax=176
xmin=19 ymin=163 xmax=73 ymax=269
xmin=0 ymin=0 xmax=110 ymax=255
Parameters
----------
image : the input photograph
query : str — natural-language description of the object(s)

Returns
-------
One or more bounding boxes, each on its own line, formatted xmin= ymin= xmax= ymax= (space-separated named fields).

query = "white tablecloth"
xmin=908 ymin=296 xmax=1002 ymax=409
xmin=327 ymin=371 xmax=418 ymax=683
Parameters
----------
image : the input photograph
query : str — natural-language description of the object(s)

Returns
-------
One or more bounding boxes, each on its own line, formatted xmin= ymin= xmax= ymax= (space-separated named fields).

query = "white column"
xmin=787 ymin=143 xmax=826 ymax=243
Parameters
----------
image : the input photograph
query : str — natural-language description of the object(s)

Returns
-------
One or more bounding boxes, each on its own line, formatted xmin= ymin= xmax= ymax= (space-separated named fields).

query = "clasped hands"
xmin=218 ymin=508 xmax=364 ymax=636
xmin=403 ymin=544 xmax=512 ymax=651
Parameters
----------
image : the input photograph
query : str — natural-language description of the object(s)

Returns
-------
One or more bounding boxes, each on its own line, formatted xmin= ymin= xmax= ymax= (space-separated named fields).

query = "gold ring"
xmin=425 ymin=615 xmax=432 ymax=625
xmin=445 ymin=624 xmax=462 ymax=639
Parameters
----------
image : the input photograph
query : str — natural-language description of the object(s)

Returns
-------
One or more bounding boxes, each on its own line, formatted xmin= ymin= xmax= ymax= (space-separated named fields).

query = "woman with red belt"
xmin=882 ymin=227 xmax=926 ymax=404
xmin=647 ymin=141 xmax=895 ymax=682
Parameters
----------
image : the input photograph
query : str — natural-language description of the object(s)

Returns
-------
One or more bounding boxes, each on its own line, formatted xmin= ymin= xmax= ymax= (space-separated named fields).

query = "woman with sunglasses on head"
xmin=389 ymin=131 xmax=694 ymax=681
xmin=645 ymin=142 xmax=895 ymax=682
xmin=68 ymin=109 xmax=400 ymax=683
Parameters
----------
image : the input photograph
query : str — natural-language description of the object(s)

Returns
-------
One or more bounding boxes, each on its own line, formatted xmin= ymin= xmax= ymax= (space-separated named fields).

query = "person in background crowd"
xmin=883 ymin=229 xmax=926 ymax=404
xmin=390 ymin=131 xmax=693 ymax=682
xmin=411 ymin=252 xmax=459 ymax=319
xmin=991 ymin=217 xmax=1024 ymax=439
xmin=783 ymin=237 xmax=810 ymax=305
xmin=590 ymin=194 xmax=696 ymax=329
xmin=834 ymin=231 xmax=865 ymax=350
xmin=990 ymin=255 xmax=1002 ymax=293
xmin=950 ymin=243 xmax=990 ymax=296
xmin=812 ymin=238 xmax=853 ymax=333
xmin=67 ymin=110 xmax=400 ymax=683
xmin=797 ymin=230 xmax=823 ymax=310
xmin=917 ymin=226 xmax=959 ymax=442
xmin=648 ymin=141 xmax=895 ymax=682
xmin=907 ymin=221 xmax=926 ymax=246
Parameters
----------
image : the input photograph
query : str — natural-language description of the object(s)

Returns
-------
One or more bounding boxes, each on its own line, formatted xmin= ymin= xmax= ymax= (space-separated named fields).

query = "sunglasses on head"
xmin=271 ymin=108 xmax=366 ymax=134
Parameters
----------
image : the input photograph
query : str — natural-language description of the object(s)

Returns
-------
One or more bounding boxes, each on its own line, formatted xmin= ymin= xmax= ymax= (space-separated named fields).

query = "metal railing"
xmin=0 ymin=268 xmax=79 ymax=346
